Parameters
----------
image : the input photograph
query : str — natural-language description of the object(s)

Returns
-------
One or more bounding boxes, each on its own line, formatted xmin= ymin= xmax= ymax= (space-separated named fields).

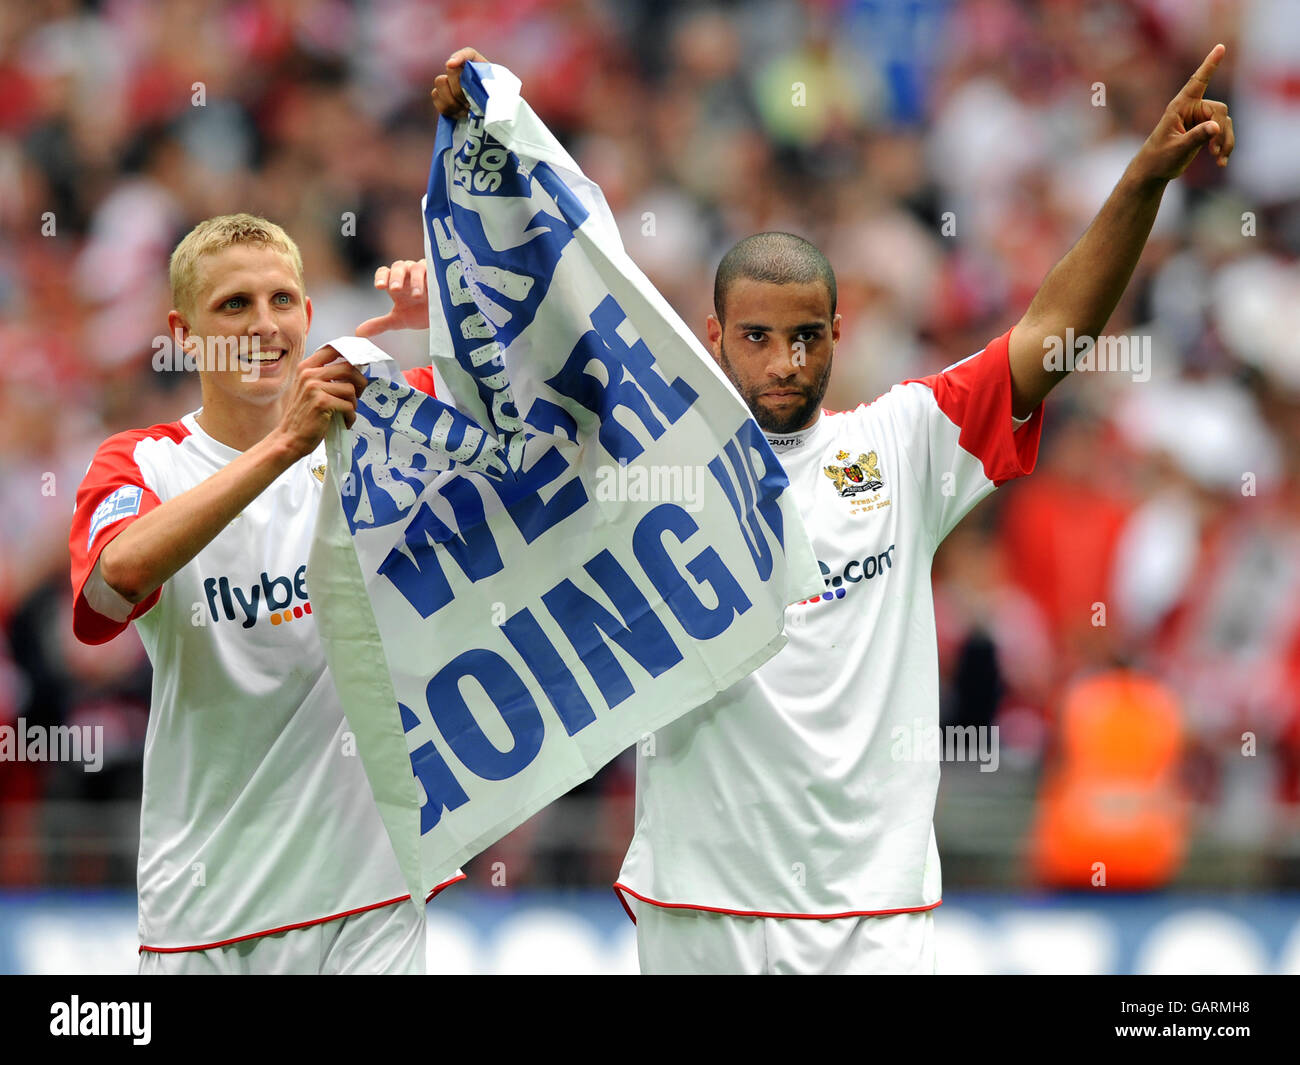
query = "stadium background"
xmin=2 ymin=0 xmax=1299 ymax=974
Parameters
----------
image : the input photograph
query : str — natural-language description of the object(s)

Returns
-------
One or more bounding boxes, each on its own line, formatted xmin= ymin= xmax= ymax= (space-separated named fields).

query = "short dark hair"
xmin=713 ymin=232 xmax=837 ymax=323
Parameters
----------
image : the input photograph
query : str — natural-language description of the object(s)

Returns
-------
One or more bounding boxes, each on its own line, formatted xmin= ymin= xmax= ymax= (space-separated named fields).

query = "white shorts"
xmin=137 ymin=899 xmax=427 ymax=975
xmin=635 ymin=905 xmax=937 ymax=975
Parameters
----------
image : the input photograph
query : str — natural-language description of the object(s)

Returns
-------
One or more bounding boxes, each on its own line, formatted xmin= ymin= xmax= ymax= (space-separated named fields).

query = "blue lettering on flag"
xmin=632 ymin=503 xmax=754 ymax=639
xmin=400 ymin=702 xmax=471 ymax=833
xmin=426 ymin=109 xmax=587 ymax=449
xmin=343 ymin=373 xmax=507 ymax=533
xmin=545 ymin=295 xmax=700 ymax=464
xmin=500 ymin=607 xmax=597 ymax=737
xmin=707 ymin=419 xmax=787 ymax=581
xmin=378 ymin=481 xmax=505 ymax=619
xmin=486 ymin=442 xmax=588 ymax=545
xmin=426 ymin=649 xmax=546 ymax=780
xmin=541 ymin=549 xmax=684 ymax=709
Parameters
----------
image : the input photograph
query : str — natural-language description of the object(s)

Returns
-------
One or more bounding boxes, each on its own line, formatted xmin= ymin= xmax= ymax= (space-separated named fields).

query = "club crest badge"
xmin=311 ymin=463 xmax=327 ymax=483
xmin=824 ymin=449 xmax=884 ymax=497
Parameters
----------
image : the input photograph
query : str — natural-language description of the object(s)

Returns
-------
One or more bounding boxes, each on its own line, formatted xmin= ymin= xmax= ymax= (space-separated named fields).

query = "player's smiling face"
xmin=176 ymin=243 xmax=312 ymax=409
xmin=707 ymin=277 xmax=840 ymax=435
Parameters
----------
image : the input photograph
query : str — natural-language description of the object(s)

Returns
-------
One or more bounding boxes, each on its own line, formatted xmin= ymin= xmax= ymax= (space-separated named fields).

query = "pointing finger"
xmin=1179 ymin=43 xmax=1225 ymax=102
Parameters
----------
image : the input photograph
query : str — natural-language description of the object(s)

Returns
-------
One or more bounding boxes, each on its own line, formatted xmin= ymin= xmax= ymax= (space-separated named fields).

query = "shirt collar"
xmin=763 ymin=412 xmax=823 ymax=452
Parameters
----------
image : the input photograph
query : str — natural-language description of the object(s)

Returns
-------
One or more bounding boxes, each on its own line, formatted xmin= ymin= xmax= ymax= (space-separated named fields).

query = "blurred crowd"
xmin=2 ymin=0 xmax=1299 ymax=890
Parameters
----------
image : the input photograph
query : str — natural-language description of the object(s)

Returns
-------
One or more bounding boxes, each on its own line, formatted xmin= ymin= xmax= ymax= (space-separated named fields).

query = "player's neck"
xmin=764 ymin=410 xmax=822 ymax=439
xmin=195 ymin=393 xmax=285 ymax=453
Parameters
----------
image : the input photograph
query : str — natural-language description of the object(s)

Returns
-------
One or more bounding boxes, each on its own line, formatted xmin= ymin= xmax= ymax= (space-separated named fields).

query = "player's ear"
xmin=304 ymin=294 xmax=313 ymax=335
xmin=705 ymin=313 xmax=723 ymax=363
xmin=167 ymin=310 xmax=195 ymax=353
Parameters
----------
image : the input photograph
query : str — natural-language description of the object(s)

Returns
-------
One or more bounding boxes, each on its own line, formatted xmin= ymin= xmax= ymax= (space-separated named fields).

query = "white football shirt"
xmin=69 ymin=363 xmax=461 ymax=952
xmin=616 ymin=331 xmax=1042 ymax=919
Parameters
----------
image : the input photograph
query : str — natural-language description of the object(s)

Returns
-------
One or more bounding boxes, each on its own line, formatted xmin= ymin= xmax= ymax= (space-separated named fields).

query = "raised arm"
xmin=1006 ymin=43 xmax=1235 ymax=419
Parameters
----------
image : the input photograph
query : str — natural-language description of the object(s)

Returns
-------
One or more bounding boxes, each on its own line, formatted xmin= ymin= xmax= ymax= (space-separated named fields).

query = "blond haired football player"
xmin=70 ymin=207 xmax=460 ymax=972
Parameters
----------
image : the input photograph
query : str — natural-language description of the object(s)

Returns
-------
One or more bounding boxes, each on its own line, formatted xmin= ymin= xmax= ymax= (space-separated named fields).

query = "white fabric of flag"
xmin=308 ymin=61 xmax=822 ymax=903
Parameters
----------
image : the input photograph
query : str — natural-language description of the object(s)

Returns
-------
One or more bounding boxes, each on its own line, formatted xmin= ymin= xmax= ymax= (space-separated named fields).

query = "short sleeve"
xmin=69 ymin=431 xmax=168 ymax=644
xmin=893 ymin=329 xmax=1044 ymax=549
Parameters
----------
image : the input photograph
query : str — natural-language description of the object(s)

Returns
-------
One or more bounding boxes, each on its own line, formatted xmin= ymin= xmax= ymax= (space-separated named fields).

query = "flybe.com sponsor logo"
xmin=202 ymin=565 xmax=312 ymax=628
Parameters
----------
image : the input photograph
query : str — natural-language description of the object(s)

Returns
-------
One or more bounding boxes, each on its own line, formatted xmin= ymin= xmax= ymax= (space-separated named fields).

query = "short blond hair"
xmin=169 ymin=213 xmax=305 ymax=315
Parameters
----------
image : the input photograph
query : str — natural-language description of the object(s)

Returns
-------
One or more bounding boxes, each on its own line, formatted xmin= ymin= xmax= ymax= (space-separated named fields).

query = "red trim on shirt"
xmin=425 ymin=871 xmax=467 ymax=902
xmin=611 ymin=882 xmax=942 ymax=924
xmin=137 ymin=872 xmax=467 ymax=954
xmin=70 ymin=422 xmax=191 ymax=645
xmin=402 ymin=365 xmax=438 ymax=397
xmin=901 ymin=329 xmax=1043 ymax=487
xmin=614 ymin=883 xmax=637 ymax=924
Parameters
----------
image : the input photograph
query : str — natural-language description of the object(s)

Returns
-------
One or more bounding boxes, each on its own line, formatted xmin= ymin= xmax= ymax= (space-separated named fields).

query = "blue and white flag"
xmin=309 ymin=61 xmax=822 ymax=903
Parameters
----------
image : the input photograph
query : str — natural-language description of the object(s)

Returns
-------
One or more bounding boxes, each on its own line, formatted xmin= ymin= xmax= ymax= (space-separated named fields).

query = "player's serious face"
xmin=178 ymin=243 xmax=312 ymax=404
xmin=709 ymin=277 xmax=839 ymax=435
